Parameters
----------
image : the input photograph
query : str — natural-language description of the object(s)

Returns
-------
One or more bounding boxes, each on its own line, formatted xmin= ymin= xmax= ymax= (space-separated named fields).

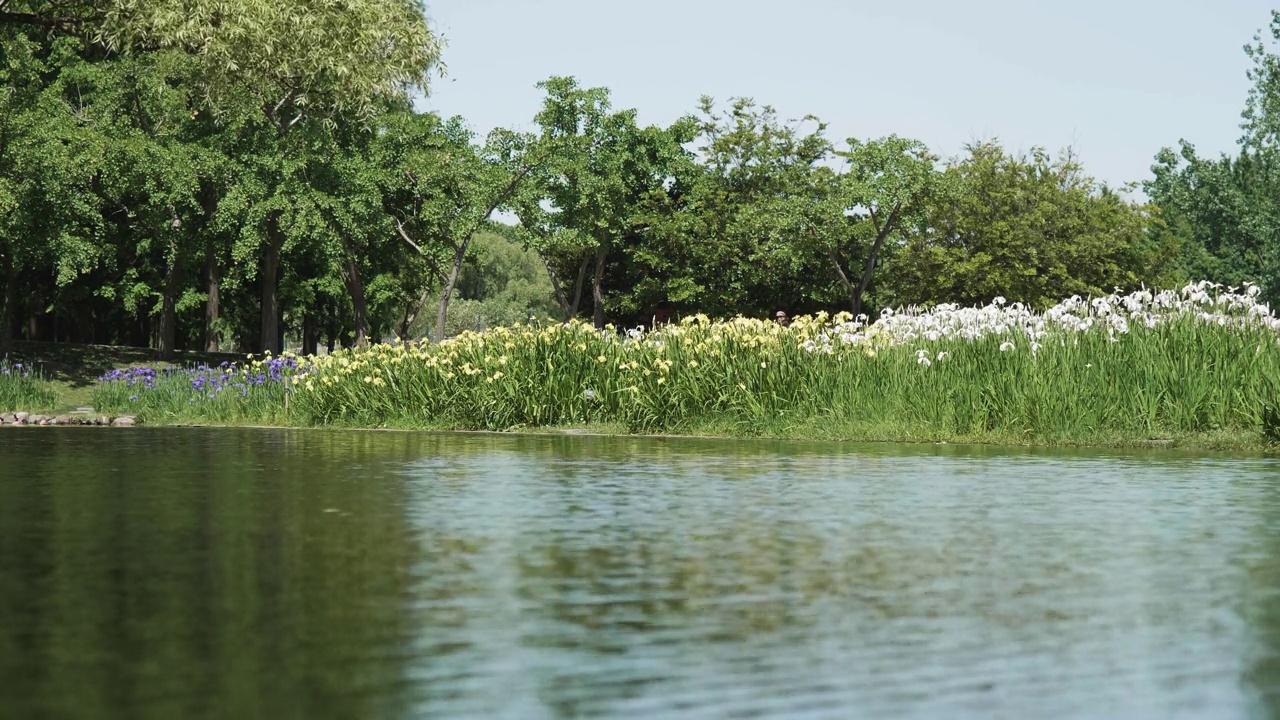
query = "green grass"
xmin=0 ymin=359 xmax=58 ymax=412
xmin=2 ymin=341 xmax=245 ymax=413
xmin=233 ymin=315 xmax=1276 ymax=452
xmin=91 ymin=366 xmax=295 ymax=426
xmin=13 ymin=317 xmax=1280 ymax=453
xmin=281 ymin=318 xmax=1280 ymax=442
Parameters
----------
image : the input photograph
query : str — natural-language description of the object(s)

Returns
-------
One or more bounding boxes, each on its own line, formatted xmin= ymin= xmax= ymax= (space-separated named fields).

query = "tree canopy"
xmin=2 ymin=5 xmax=1275 ymax=356
xmin=1145 ymin=10 xmax=1280 ymax=305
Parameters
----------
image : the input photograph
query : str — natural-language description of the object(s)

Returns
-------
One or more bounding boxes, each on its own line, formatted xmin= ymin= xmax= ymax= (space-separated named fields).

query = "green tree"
xmin=1147 ymin=142 xmax=1272 ymax=293
xmin=636 ymin=97 xmax=831 ymax=319
xmin=0 ymin=0 xmax=442 ymax=122
xmin=142 ymin=0 xmax=444 ymax=353
xmin=70 ymin=50 xmax=224 ymax=358
xmin=374 ymin=112 xmax=541 ymax=341
xmin=749 ymin=135 xmax=938 ymax=317
xmin=4 ymin=0 xmax=445 ymax=354
xmin=895 ymin=142 xmax=1163 ymax=308
xmin=1 ymin=30 xmax=112 ymax=353
xmin=0 ymin=23 xmax=51 ymax=353
xmin=1146 ymin=11 xmax=1280 ymax=302
xmin=518 ymin=77 xmax=691 ymax=328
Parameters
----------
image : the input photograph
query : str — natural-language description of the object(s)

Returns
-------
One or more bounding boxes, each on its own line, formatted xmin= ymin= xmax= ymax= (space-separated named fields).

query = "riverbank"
xmin=0 ymin=388 xmax=1271 ymax=452
xmin=58 ymin=416 xmax=1264 ymax=454
xmin=1 ymin=341 xmax=243 ymax=413
xmin=0 ymin=411 xmax=137 ymax=426
xmin=10 ymin=409 xmax=1259 ymax=448
xmin=6 ymin=284 xmax=1280 ymax=453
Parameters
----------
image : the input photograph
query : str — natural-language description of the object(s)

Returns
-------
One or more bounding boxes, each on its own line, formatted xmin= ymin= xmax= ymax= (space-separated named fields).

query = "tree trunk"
xmin=570 ymin=255 xmax=589 ymax=320
xmin=326 ymin=299 xmax=337 ymax=353
xmin=0 ymin=248 xmax=17 ymax=355
xmin=203 ymin=241 xmax=220 ymax=352
xmin=851 ymin=222 xmax=896 ymax=320
xmin=196 ymin=182 xmax=222 ymax=353
xmin=397 ymin=307 xmax=410 ymax=341
xmin=260 ymin=214 xmax=284 ymax=355
xmin=850 ymin=246 xmax=878 ymax=321
xmin=434 ymin=237 xmax=476 ymax=342
xmin=541 ymin=251 xmax=572 ymax=321
xmin=302 ymin=312 xmax=318 ymax=356
xmin=340 ymin=254 xmax=370 ymax=347
xmin=828 ymin=249 xmax=857 ymax=316
xmin=398 ymin=288 xmax=430 ymax=340
xmin=591 ymin=244 xmax=607 ymax=329
xmin=845 ymin=203 xmax=902 ymax=320
xmin=157 ymin=247 xmax=183 ymax=361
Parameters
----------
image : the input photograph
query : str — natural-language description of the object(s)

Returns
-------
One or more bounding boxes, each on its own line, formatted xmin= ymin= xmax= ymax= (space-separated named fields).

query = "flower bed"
xmin=0 ymin=360 xmax=57 ymax=411
xmin=91 ymin=282 xmax=1280 ymax=444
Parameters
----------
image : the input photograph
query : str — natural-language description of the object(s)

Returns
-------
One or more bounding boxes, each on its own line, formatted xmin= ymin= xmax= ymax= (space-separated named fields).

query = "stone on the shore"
xmin=1 ymin=412 xmax=135 ymax=427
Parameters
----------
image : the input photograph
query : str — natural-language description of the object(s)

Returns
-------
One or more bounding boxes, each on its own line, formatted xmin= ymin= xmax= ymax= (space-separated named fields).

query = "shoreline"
xmin=9 ymin=415 xmax=1269 ymax=454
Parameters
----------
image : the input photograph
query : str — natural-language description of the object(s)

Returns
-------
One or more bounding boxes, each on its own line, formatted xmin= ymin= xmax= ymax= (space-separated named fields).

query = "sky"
xmin=420 ymin=0 xmax=1276 ymax=189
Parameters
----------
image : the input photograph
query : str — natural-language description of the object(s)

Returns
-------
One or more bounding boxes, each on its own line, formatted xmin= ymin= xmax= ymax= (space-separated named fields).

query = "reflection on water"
xmin=1 ymin=429 xmax=1279 ymax=718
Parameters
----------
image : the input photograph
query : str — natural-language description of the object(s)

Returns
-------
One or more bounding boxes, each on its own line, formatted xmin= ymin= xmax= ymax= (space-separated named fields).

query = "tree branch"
xmin=394 ymin=218 xmax=425 ymax=255
xmin=858 ymin=200 xmax=902 ymax=295
xmin=827 ymin=248 xmax=853 ymax=293
xmin=395 ymin=218 xmax=447 ymax=282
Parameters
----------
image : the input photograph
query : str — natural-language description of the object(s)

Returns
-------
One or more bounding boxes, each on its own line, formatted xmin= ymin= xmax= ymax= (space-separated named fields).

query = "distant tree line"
xmin=3 ymin=2 xmax=1278 ymax=357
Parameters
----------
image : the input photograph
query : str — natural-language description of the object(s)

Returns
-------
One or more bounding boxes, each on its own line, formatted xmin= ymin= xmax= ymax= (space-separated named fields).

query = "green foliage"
xmin=428 ymin=230 xmax=560 ymax=338
xmin=84 ymin=0 xmax=442 ymax=123
xmin=516 ymin=77 xmax=692 ymax=326
xmin=1243 ymin=11 xmax=1280 ymax=153
xmin=1262 ymin=401 xmax=1280 ymax=444
xmin=373 ymin=111 xmax=543 ymax=341
xmin=640 ymin=97 xmax=832 ymax=318
xmin=893 ymin=143 xmax=1165 ymax=308
xmin=87 ymin=306 xmax=1280 ymax=446
xmin=8 ymin=2 xmax=1280 ymax=360
xmin=1145 ymin=12 xmax=1280 ymax=304
xmin=456 ymin=231 xmax=560 ymax=317
xmin=776 ymin=134 xmax=941 ymax=317
xmin=0 ymin=0 xmax=449 ymax=356
xmin=1147 ymin=142 xmax=1280 ymax=303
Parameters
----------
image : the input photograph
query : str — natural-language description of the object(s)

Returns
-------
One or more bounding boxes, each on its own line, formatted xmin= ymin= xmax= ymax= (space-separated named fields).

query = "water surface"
xmin=1 ymin=428 xmax=1278 ymax=718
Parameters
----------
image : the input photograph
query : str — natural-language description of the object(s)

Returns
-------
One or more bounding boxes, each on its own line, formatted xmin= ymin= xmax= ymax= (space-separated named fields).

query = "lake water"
xmin=1 ymin=429 xmax=1279 ymax=719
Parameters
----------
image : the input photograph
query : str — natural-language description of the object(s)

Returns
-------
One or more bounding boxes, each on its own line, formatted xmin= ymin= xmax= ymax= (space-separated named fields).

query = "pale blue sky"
xmin=421 ymin=0 xmax=1275 ymax=188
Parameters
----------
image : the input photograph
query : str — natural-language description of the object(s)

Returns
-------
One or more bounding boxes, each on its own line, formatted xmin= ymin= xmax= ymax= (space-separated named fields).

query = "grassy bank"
xmin=0 ymin=341 xmax=245 ymax=413
xmin=15 ymin=283 xmax=1267 ymax=452
xmin=0 ymin=360 xmax=58 ymax=411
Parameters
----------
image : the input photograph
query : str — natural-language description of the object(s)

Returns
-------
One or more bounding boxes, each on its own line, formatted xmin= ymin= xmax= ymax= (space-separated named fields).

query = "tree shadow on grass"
xmin=7 ymin=342 xmax=246 ymax=389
